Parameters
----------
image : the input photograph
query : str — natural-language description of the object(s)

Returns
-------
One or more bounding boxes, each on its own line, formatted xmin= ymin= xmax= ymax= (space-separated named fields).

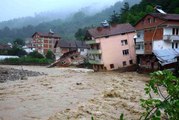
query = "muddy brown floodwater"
xmin=0 ymin=65 xmax=149 ymax=120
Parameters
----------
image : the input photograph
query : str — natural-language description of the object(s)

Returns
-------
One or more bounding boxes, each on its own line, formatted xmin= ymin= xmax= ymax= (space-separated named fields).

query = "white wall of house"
xmin=164 ymin=27 xmax=172 ymax=35
xmin=136 ymin=30 xmax=144 ymax=42
xmin=153 ymin=40 xmax=171 ymax=50
xmin=78 ymin=48 xmax=88 ymax=56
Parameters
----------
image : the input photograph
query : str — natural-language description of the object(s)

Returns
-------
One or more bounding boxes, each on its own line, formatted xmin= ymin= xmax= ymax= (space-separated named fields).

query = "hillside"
xmin=0 ymin=0 xmax=141 ymax=43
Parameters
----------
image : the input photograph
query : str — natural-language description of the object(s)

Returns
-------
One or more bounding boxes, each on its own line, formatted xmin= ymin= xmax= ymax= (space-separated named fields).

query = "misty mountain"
xmin=0 ymin=0 xmax=141 ymax=43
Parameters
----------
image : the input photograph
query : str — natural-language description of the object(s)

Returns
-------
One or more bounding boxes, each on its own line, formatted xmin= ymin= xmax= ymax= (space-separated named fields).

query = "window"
xmin=135 ymin=44 xmax=140 ymax=50
xmin=122 ymin=49 xmax=129 ymax=55
xmin=110 ymin=64 xmax=114 ymax=69
xmin=176 ymin=29 xmax=179 ymax=35
xmin=123 ymin=61 xmax=126 ymax=66
xmin=172 ymin=28 xmax=179 ymax=35
xmin=129 ymin=60 xmax=133 ymax=64
xmin=96 ymin=44 xmax=100 ymax=50
xmin=172 ymin=42 xmax=178 ymax=49
xmin=176 ymin=43 xmax=178 ymax=48
xmin=99 ymin=55 xmax=101 ymax=59
xmin=121 ymin=40 xmax=128 ymax=46
xmin=147 ymin=18 xmax=152 ymax=23
xmin=172 ymin=43 xmax=174 ymax=48
xmin=137 ymin=33 xmax=140 ymax=38
xmin=153 ymin=18 xmax=156 ymax=23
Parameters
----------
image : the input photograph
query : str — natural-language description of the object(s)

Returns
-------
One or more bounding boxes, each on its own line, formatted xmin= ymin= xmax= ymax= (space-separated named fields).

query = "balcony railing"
xmin=136 ymin=49 xmax=144 ymax=55
xmin=163 ymin=35 xmax=179 ymax=41
xmin=88 ymin=59 xmax=103 ymax=64
xmin=86 ymin=40 xmax=99 ymax=44
xmin=88 ymin=49 xmax=102 ymax=54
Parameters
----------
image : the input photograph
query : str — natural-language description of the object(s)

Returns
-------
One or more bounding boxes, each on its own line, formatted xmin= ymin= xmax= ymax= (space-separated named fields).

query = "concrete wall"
xmin=98 ymin=32 xmax=136 ymax=70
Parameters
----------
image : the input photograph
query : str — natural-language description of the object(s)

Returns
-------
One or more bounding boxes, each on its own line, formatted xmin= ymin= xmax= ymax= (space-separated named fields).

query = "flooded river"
xmin=0 ymin=65 xmax=149 ymax=120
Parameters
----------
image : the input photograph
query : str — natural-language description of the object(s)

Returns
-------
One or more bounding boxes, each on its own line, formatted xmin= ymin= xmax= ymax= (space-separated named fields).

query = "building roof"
xmin=32 ymin=32 xmax=60 ymax=39
xmin=55 ymin=40 xmax=89 ymax=49
xmin=150 ymin=13 xmax=179 ymax=21
xmin=0 ymin=44 xmax=11 ymax=50
xmin=153 ymin=49 xmax=179 ymax=66
xmin=135 ymin=13 xmax=179 ymax=27
xmin=87 ymin=23 xmax=135 ymax=39
xmin=58 ymin=40 xmax=76 ymax=48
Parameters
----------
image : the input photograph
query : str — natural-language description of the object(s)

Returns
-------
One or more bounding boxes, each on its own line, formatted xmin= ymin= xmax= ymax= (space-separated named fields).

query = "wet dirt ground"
xmin=0 ymin=65 xmax=149 ymax=120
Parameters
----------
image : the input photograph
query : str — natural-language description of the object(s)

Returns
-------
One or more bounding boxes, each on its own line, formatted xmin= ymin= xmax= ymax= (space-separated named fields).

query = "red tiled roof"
xmin=0 ymin=44 xmax=11 ymax=50
xmin=88 ymin=23 xmax=135 ymax=39
xmin=150 ymin=13 xmax=179 ymax=21
xmin=32 ymin=32 xmax=60 ymax=38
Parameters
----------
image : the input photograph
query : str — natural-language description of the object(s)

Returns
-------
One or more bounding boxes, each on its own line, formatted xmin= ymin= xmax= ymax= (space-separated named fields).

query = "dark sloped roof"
xmin=58 ymin=40 xmax=76 ymax=48
xmin=150 ymin=13 xmax=179 ymax=21
xmin=55 ymin=40 xmax=89 ymax=49
xmin=75 ymin=41 xmax=89 ymax=48
xmin=32 ymin=32 xmax=60 ymax=38
xmin=88 ymin=23 xmax=135 ymax=39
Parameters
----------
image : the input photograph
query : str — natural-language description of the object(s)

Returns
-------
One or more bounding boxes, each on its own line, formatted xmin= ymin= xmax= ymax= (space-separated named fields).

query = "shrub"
xmin=45 ymin=50 xmax=55 ymax=60
xmin=1 ymin=56 xmax=52 ymax=65
xmin=28 ymin=51 xmax=44 ymax=59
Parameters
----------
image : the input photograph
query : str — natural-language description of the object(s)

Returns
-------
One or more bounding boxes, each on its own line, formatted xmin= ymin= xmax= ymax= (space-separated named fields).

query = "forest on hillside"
xmin=0 ymin=0 xmax=140 ymax=43
xmin=75 ymin=0 xmax=179 ymax=40
xmin=0 ymin=0 xmax=179 ymax=43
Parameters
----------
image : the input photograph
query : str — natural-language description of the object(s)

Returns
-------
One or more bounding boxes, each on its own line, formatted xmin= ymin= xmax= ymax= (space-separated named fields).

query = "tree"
xmin=109 ymin=11 xmax=120 ymax=24
xmin=45 ymin=50 xmax=55 ymax=60
xmin=75 ymin=27 xmax=91 ymax=41
xmin=28 ymin=51 xmax=44 ymax=59
xmin=7 ymin=46 xmax=27 ymax=57
xmin=13 ymin=38 xmax=25 ymax=47
xmin=140 ymin=70 xmax=179 ymax=119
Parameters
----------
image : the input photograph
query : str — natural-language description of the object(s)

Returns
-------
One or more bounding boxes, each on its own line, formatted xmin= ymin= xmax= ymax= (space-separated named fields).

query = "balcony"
xmin=86 ymin=40 xmax=99 ymax=44
xmin=163 ymin=35 xmax=179 ymax=41
xmin=88 ymin=49 xmax=102 ymax=54
xmin=88 ymin=59 xmax=103 ymax=64
xmin=136 ymin=49 xmax=144 ymax=55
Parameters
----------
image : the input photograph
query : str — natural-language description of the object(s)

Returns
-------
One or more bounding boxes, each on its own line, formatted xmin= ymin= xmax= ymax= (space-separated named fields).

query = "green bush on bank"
xmin=1 ymin=56 xmax=53 ymax=65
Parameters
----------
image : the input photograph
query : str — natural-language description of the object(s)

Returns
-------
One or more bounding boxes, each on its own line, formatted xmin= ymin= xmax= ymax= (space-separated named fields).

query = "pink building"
xmin=86 ymin=23 xmax=136 ymax=71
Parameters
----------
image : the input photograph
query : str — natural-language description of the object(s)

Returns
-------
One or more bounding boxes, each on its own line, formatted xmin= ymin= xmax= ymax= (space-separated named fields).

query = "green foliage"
xmin=28 ymin=51 xmax=44 ymax=59
xmin=108 ymin=0 xmax=179 ymax=25
xmin=13 ymin=38 xmax=25 ymax=46
xmin=0 ymin=0 xmax=141 ymax=42
xmin=45 ymin=50 xmax=55 ymax=60
xmin=120 ymin=113 xmax=124 ymax=120
xmin=109 ymin=11 xmax=120 ymax=24
xmin=140 ymin=70 xmax=179 ymax=119
xmin=75 ymin=26 xmax=93 ymax=41
xmin=7 ymin=46 xmax=27 ymax=57
xmin=1 ymin=56 xmax=52 ymax=65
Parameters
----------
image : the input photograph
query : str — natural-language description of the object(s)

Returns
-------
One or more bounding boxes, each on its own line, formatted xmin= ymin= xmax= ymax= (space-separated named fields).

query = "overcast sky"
xmin=0 ymin=0 xmax=120 ymax=22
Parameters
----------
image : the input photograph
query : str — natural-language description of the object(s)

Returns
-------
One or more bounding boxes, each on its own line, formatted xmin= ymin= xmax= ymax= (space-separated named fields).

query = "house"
xmin=23 ymin=38 xmax=35 ymax=53
xmin=85 ymin=23 xmax=136 ymax=71
xmin=32 ymin=30 xmax=60 ymax=55
xmin=0 ymin=43 xmax=11 ymax=55
xmin=134 ymin=13 xmax=179 ymax=69
xmin=54 ymin=40 xmax=89 ymax=59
